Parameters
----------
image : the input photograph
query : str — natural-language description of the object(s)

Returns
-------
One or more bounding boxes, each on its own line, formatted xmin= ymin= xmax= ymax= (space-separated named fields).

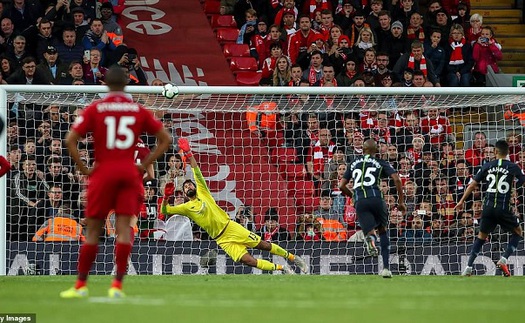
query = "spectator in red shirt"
xmin=288 ymin=14 xmax=319 ymax=64
xmin=306 ymin=128 xmax=336 ymax=189
xmin=420 ymin=107 xmax=453 ymax=147
xmin=464 ymin=131 xmax=486 ymax=168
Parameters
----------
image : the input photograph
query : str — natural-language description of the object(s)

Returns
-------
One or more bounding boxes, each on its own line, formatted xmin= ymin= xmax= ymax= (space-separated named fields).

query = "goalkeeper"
xmin=162 ymin=138 xmax=308 ymax=274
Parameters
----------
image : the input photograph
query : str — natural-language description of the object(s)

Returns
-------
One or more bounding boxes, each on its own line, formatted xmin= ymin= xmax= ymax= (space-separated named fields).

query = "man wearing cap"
xmin=37 ymin=45 xmax=69 ymax=84
xmin=273 ymin=0 xmax=297 ymax=26
xmin=70 ymin=7 xmax=90 ymax=45
xmin=99 ymin=2 xmax=121 ymax=34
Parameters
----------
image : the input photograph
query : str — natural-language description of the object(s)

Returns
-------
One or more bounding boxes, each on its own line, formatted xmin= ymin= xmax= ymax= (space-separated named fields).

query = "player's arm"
xmin=339 ymin=177 xmax=353 ymax=197
xmin=143 ymin=163 xmax=155 ymax=182
xmin=455 ymin=179 xmax=480 ymax=211
xmin=391 ymin=173 xmax=406 ymax=214
xmin=139 ymin=128 xmax=172 ymax=174
xmin=178 ymin=138 xmax=210 ymax=194
xmin=65 ymin=130 xmax=91 ymax=175
xmin=0 ymin=155 xmax=11 ymax=178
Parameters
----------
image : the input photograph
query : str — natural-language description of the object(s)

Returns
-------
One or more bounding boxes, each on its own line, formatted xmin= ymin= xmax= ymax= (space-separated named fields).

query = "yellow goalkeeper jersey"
xmin=161 ymin=166 xmax=230 ymax=239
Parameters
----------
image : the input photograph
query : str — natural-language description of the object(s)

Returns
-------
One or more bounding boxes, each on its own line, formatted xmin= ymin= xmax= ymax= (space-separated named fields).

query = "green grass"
xmin=0 ymin=275 xmax=524 ymax=323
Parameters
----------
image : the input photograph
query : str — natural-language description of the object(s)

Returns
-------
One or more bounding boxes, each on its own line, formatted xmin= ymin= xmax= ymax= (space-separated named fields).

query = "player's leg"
xmin=255 ymin=240 xmax=309 ymax=273
xmin=463 ymin=208 xmax=495 ymax=276
xmin=356 ymin=201 xmax=379 ymax=256
xmin=109 ymin=214 xmax=133 ymax=297
xmin=497 ymin=215 xmax=523 ymax=277
xmin=376 ymin=225 xmax=392 ymax=278
xmin=129 ymin=215 xmax=138 ymax=245
xmin=60 ymin=218 xmax=104 ymax=298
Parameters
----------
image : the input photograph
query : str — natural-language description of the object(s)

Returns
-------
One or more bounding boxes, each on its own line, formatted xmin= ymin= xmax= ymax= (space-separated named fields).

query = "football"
xmin=162 ymin=83 xmax=179 ymax=99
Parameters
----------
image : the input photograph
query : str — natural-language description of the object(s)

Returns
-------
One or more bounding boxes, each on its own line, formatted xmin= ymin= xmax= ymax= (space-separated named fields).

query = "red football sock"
xmin=75 ymin=243 xmax=98 ymax=289
xmin=113 ymin=242 xmax=132 ymax=287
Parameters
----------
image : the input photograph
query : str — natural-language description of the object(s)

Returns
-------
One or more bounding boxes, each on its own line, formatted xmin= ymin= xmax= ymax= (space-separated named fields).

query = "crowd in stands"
xmin=227 ymin=0 xmax=502 ymax=87
xmin=1 ymin=0 xmax=517 ymax=245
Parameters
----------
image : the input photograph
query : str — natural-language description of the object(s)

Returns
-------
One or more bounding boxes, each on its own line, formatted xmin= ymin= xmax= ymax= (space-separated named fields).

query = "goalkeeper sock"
xmin=256 ymin=259 xmax=281 ymax=271
xmin=503 ymin=234 xmax=521 ymax=259
xmin=75 ymin=243 xmax=98 ymax=289
xmin=468 ymin=237 xmax=486 ymax=267
xmin=113 ymin=242 xmax=132 ymax=286
xmin=270 ymin=243 xmax=294 ymax=261
xmin=379 ymin=232 xmax=390 ymax=270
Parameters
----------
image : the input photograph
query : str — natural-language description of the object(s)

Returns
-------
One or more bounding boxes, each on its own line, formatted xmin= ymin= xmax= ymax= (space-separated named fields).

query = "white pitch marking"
xmin=88 ymin=297 xmax=166 ymax=306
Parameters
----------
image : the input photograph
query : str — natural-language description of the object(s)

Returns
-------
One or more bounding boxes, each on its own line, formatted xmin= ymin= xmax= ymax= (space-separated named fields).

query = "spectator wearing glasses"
xmin=445 ymin=24 xmax=473 ymax=87
xmin=466 ymin=13 xmax=483 ymax=46
xmin=374 ymin=52 xmax=391 ymax=84
xmin=6 ymin=56 xmax=50 ymax=84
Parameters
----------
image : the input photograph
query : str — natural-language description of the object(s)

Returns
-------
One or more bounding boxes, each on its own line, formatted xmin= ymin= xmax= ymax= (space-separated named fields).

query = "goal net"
xmin=2 ymin=85 xmax=525 ymax=276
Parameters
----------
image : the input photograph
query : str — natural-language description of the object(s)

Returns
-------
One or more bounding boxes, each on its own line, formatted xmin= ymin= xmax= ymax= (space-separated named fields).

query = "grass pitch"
xmin=0 ymin=275 xmax=523 ymax=323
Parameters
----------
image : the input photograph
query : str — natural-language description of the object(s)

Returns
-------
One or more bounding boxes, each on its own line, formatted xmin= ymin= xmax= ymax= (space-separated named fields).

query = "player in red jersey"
xmin=61 ymin=66 xmax=172 ymax=299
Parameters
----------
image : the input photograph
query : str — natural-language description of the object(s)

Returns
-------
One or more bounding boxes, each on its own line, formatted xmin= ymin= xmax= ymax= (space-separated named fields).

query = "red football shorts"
xmin=85 ymin=162 xmax=143 ymax=219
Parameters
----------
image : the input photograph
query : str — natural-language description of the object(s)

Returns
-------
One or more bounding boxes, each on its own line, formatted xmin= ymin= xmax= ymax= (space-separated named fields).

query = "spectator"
xmin=7 ymin=56 xmax=50 ymax=84
xmin=137 ymin=181 xmax=162 ymax=239
xmin=5 ymin=35 xmax=31 ymax=69
xmin=433 ymin=9 xmax=452 ymax=48
xmin=432 ymin=177 xmax=456 ymax=225
xmin=442 ymin=0 xmax=471 ymax=17
xmin=481 ymin=143 xmax=496 ymax=166
xmin=58 ymin=60 xmax=83 ymax=85
xmin=295 ymin=213 xmax=323 ymax=241
xmin=366 ymin=0 xmax=383 ymax=31
xmin=281 ymin=8 xmax=297 ymax=35
xmin=346 ymin=9 xmax=369 ymax=48
xmin=393 ymin=40 xmax=440 ymax=86
xmin=314 ymin=190 xmax=347 ymax=241
xmin=99 ymin=1 xmax=125 ymax=26
xmin=406 ymin=12 xmax=425 ymax=45
xmin=38 ymin=184 xmax=64 ymax=220
xmin=328 ymin=34 xmax=352 ymax=75
xmin=70 ymin=0 xmax=97 ymax=22
xmin=159 ymin=153 xmax=187 ymax=193
xmin=472 ymin=26 xmax=502 ymax=86
xmin=82 ymin=48 xmax=107 ymax=84
xmin=445 ymin=24 xmax=473 ymax=87
xmin=318 ymin=9 xmax=335 ymax=42
xmin=56 ymin=27 xmax=85 ymax=65
xmin=306 ymin=128 xmax=336 ymax=188
xmin=336 ymin=56 xmax=359 ymax=86
xmin=506 ymin=131 xmax=522 ymax=163
xmin=352 ymin=27 xmax=376 ymax=63
xmin=236 ymin=8 xmax=257 ymax=46
xmin=392 ymin=0 xmax=417 ymax=28
xmin=258 ymin=208 xmax=291 ymax=242
xmin=375 ymin=10 xmax=392 ymax=52
xmin=450 ymin=159 xmax=472 ymax=202
xmin=82 ymin=18 xmax=116 ymax=66
xmin=34 ymin=18 xmax=58 ymax=64
xmin=0 ymin=56 xmax=15 ymax=81
xmin=288 ymin=63 xmax=303 ymax=86
xmin=261 ymin=42 xmax=284 ymax=79
xmin=452 ymin=2 xmax=470 ymax=30
xmin=272 ymin=55 xmax=292 ymax=86
xmin=374 ymin=52 xmax=391 ymax=84
xmin=32 ymin=205 xmax=85 ymax=242
xmin=403 ymin=179 xmax=418 ymax=214
xmin=0 ymin=17 xmax=17 ymax=53
xmin=334 ymin=0 xmax=356 ymax=32
xmin=234 ymin=205 xmax=255 ymax=233
xmin=220 ymin=0 xmax=236 ymax=15
xmin=423 ymin=0 xmax=442 ymax=30
xmin=420 ymin=107 xmax=453 ymax=146
xmin=160 ymin=190 xmax=194 ymax=241
xmin=288 ymin=14 xmax=319 ymax=65
xmin=359 ymin=48 xmax=377 ymax=74
xmin=37 ymin=46 xmax=69 ymax=84
xmin=70 ymin=7 xmax=90 ymax=45
xmin=424 ymin=29 xmax=446 ymax=81
xmin=323 ymin=145 xmax=346 ymax=191
xmin=466 ymin=13 xmax=483 ymax=45
xmin=45 ymin=156 xmax=74 ymax=199
xmin=464 ymin=131 xmax=486 ymax=168
xmin=9 ymin=157 xmax=49 ymax=241
xmin=302 ymin=49 xmax=324 ymax=85
xmin=2 ymin=0 xmax=42 ymax=33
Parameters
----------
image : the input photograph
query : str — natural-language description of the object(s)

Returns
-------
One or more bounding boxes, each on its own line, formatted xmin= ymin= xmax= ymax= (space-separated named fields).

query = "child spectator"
xmin=472 ymin=26 xmax=502 ymax=86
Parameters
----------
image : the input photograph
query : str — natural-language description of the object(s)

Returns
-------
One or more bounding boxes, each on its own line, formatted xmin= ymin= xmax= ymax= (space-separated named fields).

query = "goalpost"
xmin=1 ymin=85 xmax=525 ymax=276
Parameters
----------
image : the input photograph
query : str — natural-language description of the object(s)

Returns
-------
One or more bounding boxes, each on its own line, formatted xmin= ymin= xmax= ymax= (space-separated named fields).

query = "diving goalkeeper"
xmin=162 ymin=138 xmax=308 ymax=274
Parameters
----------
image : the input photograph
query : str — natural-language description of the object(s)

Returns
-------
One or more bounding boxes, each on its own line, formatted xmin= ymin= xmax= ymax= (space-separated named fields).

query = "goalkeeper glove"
xmin=164 ymin=182 xmax=175 ymax=200
xmin=178 ymin=138 xmax=192 ymax=158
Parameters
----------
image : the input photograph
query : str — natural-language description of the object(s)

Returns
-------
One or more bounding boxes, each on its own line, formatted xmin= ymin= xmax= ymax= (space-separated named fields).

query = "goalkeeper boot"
xmin=461 ymin=266 xmax=473 ymax=277
xmin=60 ymin=286 xmax=88 ymax=298
xmin=108 ymin=287 xmax=126 ymax=298
xmin=365 ymin=235 xmax=379 ymax=257
xmin=293 ymin=255 xmax=309 ymax=274
xmin=380 ymin=268 xmax=393 ymax=278
xmin=282 ymin=264 xmax=296 ymax=275
xmin=497 ymin=257 xmax=511 ymax=277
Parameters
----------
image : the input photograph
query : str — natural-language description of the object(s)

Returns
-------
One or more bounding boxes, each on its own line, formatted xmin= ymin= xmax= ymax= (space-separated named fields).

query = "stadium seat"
xmin=235 ymin=71 xmax=262 ymax=86
xmin=216 ymin=28 xmax=239 ymax=44
xmin=203 ymin=0 xmax=221 ymax=15
xmin=269 ymin=147 xmax=297 ymax=165
xmin=211 ymin=14 xmax=237 ymax=29
xmin=278 ymin=163 xmax=306 ymax=180
xmin=229 ymin=57 xmax=258 ymax=73
xmin=295 ymin=197 xmax=320 ymax=214
xmin=223 ymin=43 xmax=250 ymax=59
xmin=287 ymin=180 xmax=315 ymax=198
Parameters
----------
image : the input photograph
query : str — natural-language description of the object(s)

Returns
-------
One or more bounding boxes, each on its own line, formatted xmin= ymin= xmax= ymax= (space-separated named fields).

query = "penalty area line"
xmin=88 ymin=297 xmax=166 ymax=306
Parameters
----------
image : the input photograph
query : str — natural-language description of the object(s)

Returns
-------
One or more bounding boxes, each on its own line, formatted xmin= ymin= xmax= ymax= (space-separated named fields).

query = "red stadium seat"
xmin=278 ymin=163 xmax=306 ymax=180
xmin=269 ymin=147 xmax=297 ymax=164
xmin=211 ymin=14 xmax=237 ymax=29
xmin=287 ymin=180 xmax=315 ymax=198
xmin=295 ymin=197 xmax=320 ymax=214
xmin=230 ymin=57 xmax=258 ymax=73
xmin=223 ymin=43 xmax=250 ymax=59
xmin=216 ymin=28 xmax=239 ymax=44
xmin=203 ymin=0 xmax=221 ymax=15
xmin=235 ymin=71 xmax=262 ymax=86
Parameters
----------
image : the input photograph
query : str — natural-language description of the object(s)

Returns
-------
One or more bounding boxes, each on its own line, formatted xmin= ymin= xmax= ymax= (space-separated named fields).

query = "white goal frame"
xmin=1 ymin=85 xmax=524 ymax=275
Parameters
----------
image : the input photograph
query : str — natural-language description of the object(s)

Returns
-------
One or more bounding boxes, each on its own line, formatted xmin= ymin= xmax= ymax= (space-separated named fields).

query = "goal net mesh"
xmin=3 ymin=87 xmax=525 ymax=276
